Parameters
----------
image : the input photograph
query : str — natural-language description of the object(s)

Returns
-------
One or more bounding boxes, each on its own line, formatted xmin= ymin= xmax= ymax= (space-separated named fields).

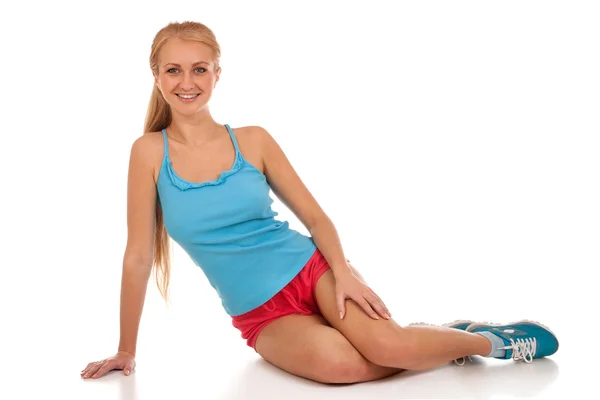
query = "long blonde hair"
xmin=143 ymin=21 xmax=222 ymax=303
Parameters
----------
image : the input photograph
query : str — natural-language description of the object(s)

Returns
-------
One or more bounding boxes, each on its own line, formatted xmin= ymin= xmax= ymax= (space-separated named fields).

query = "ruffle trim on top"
xmin=166 ymin=150 xmax=244 ymax=191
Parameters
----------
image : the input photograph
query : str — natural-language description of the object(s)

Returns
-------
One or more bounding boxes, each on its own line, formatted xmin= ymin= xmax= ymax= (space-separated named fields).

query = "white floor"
xmin=6 ymin=202 xmax=597 ymax=400
xmin=4 ymin=301 xmax=593 ymax=400
xmin=4 ymin=1 xmax=598 ymax=399
xmin=74 ymin=356 xmax=567 ymax=400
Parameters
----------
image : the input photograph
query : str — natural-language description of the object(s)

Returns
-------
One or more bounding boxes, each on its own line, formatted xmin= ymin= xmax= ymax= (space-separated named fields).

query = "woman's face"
xmin=154 ymin=38 xmax=221 ymax=115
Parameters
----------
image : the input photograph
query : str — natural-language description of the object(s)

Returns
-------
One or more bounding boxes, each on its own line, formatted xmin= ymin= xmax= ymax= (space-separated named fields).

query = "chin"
xmin=174 ymin=105 xmax=208 ymax=116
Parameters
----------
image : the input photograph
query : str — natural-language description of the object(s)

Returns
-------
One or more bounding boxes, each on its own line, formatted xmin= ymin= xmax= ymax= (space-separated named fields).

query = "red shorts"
xmin=231 ymin=248 xmax=339 ymax=351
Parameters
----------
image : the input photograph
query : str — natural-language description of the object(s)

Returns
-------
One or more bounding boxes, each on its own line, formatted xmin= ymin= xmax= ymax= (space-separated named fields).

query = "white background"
xmin=1 ymin=0 xmax=598 ymax=399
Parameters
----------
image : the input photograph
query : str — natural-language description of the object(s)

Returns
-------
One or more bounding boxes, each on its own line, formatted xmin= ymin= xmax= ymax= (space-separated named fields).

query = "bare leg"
xmin=316 ymin=268 xmax=492 ymax=370
xmin=255 ymin=314 xmax=404 ymax=384
xmin=392 ymin=324 xmax=490 ymax=369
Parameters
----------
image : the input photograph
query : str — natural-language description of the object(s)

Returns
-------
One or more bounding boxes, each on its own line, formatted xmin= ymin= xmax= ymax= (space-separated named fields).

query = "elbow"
xmin=122 ymin=256 xmax=153 ymax=272
xmin=309 ymin=215 xmax=331 ymax=233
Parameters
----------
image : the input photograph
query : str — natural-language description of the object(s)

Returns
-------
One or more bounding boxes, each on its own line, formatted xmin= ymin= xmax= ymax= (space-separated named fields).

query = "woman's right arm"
xmin=81 ymin=135 xmax=157 ymax=379
xmin=118 ymin=135 xmax=159 ymax=357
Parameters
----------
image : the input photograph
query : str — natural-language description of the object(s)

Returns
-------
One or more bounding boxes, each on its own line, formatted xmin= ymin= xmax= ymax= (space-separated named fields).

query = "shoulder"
xmin=235 ymin=125 xmax=277 ymax=157
xmin=222 ymin=125 xmax=266 ymax=173
xmin=130 ymin=130 xmax=165 ymax=184
xmin=231 ymin=125 xmax=266 ymax=140
xmin=240 ymin=125 xmax=296 ymax=177
xmin=229 ymin=125 xmax=273 ymax=154
xmin=131 ymin=130 xmax=164 ymax=160
xmin=236 ymin=125 xmax=275 ymax=149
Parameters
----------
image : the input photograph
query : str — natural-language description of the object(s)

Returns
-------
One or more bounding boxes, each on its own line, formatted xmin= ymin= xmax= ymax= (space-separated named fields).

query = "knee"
xmin=314 ymin=354 xmax=373 ymax=384
xmin=360 ymin=328 xmax=416 ymax=368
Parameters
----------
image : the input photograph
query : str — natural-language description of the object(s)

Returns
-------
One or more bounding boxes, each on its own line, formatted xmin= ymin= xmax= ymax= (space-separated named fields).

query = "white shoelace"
xmin=454 ymin=356 xmax=471 ymax=366
xmin=455 ymin=337 xmax=537 ymax=365
xmin=500 ymin=337 xmax=537 ymax=363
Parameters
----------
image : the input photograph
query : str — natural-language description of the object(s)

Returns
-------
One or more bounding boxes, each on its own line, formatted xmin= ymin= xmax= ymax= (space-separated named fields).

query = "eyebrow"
xmin=163 ymin=61 xmax=210 ymax=67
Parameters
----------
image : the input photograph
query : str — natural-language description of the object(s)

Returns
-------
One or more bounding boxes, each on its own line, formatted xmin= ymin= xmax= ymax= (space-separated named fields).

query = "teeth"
xmin=177 ymin=94 xmax=199 ymax=99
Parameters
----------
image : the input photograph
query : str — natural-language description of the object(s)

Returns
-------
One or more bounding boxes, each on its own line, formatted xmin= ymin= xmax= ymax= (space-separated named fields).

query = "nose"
xmin=180 ymin=71 xmax=195 ymax=90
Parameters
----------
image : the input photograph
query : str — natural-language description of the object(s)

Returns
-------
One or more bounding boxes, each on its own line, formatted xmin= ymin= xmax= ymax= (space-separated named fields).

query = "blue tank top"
xmin=156 ymin=124 xmax=317 ymax=316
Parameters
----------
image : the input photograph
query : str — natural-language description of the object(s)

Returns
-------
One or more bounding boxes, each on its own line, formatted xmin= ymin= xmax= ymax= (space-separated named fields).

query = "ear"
xmin=152 ymin=71 xmax=161 ymax=89
xmin=214 ymin=67 xmax=221 ymax=87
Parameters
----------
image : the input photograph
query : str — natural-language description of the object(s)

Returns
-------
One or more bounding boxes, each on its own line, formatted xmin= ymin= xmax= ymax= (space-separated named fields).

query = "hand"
xmin=334 ymin=266 xmax=391 ymax=320
xmin=80 ymin=351 xmax=136 ymax=379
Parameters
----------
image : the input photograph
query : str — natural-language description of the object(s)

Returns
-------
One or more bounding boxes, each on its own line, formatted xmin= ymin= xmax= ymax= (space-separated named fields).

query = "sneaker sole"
xmin=408 ymin=319 xmax=474 ymax=329
xmin=442 ymin=319 xmax=475 ymax=329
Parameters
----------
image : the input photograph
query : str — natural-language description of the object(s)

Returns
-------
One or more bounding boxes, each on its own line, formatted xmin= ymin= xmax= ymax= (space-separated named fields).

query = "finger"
xmin=371 ymin=293 xmax=391 ymax=318
xmin=81 ymin=365 xmax=91 ymax=376
xmin=82 ymin=361 xmax=104 ymax=379
xmin=91 ymin=361 xmax=116 ymax=379
xmin=81 ymin=361 xmax=97 ymax=375
xmin=384 ymin=302 xmax=392 ymax=317
xmin=358 ymin=298 xmax=379 ymax=319
xmin=81 ymin=361 xmax=100 ymax=377
xmin=124 ymin=360 xmax=136 ymax=376
xmin=364 ymin=293 xmax=388 ymax=319
xmin=370 ymin=297 xmax=390 ymax=319
xmin=366 ymin=290 xmax=391 ymax=317
xmin=336 ymin=291 xmax=346 ymax=319
xmin=380 ymin=297 xmax=391 ymax=316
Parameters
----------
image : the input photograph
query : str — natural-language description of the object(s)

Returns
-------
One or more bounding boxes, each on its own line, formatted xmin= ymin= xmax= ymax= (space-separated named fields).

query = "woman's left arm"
xmin=257 ymin=125 xmax=391 ymax=321
xmin=309 ymin=217 xmax=392 ymax=321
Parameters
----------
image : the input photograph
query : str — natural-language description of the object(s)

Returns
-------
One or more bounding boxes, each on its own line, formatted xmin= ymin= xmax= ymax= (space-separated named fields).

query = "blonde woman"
xmin=80 ymin=21 xmax=559 ymax=384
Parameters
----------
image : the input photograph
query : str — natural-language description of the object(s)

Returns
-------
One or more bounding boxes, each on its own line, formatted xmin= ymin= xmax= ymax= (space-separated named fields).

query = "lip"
xmin=176 ymin=93 xmax=200 ymax=103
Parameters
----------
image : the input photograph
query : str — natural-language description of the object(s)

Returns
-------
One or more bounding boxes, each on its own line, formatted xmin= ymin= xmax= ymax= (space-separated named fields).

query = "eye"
xmin=166 ymin=67 xmax=206 ymax=74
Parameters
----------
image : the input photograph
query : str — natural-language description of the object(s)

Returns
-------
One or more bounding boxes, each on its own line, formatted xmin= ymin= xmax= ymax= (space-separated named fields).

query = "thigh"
xmin=314 ymin=268 xmax=408 ymax=366
xmin=254 ymin=313 xmax=401 ymax=384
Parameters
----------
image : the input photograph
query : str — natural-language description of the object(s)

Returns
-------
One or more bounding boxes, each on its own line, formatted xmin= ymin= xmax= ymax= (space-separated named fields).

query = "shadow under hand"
xmin=117 ymin=370 xmax=139 ymax=400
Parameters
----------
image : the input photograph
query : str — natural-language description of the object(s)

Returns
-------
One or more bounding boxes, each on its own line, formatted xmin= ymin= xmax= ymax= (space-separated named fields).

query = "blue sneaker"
xmin=466 ymin=320 xmax=559 ymax=363
xmin=442 ymin=320 xmax=475 ymax=330
xmin=409 ymin=319 xmax=475 ymax=329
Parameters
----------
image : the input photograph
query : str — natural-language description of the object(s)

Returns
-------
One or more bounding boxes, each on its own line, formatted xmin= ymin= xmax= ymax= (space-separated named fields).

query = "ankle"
xmin=476 ymin=331 xmax=507 ymax=358
xmin=474 ymin=332 xmax=492 ymax=356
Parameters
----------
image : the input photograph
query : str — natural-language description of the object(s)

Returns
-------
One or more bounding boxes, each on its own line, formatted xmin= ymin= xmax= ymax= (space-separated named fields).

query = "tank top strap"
xmin=161 ymin=128 xmax=170 ymax=160
xmin=162 ymin=125 xmax=237 ymax=162
xmin=224 ymin=124 xmax=240 ymax=155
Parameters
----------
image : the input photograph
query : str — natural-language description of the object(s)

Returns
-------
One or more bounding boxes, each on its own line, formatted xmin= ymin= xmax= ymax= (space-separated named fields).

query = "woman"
xmin=80 ymin=21 xmax=559 ymax=384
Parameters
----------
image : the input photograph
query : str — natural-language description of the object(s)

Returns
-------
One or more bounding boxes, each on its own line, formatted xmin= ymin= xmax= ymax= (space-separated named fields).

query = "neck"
xmin=168 ymin=115 xmax=223 ymax=147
